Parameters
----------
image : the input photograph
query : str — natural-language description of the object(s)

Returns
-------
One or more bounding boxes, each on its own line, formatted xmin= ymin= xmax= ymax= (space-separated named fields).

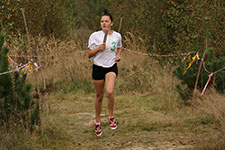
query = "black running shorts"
xmin=92 ymin=63 xmax=118 ymax=80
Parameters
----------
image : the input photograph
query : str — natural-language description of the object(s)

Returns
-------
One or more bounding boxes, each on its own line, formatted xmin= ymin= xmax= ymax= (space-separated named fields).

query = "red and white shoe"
xmin=108 ymin=117 xmax=117 ymax=130
xmin=94 ymin=123 xmax=102 ymax=136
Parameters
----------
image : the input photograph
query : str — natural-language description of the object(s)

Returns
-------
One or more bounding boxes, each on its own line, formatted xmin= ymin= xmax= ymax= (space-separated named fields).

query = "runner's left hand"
xmin=115 ymin=56 xmax=121 ymax=62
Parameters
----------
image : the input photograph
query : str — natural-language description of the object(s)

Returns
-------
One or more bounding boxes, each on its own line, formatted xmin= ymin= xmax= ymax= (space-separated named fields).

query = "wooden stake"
xmin=21 ymin=8 xmax=43 ymax=135
xmin=118 ymin=17 xmax=123 ymax=33
xmin=36 ymin=43 xmax=49 ymax=115
xmin=192 ymin=17 xmax=210 ymax=111
xmin=21 ymin=8 xmax=32 ymax=58
xmin=192 ymin=50 xmax=206 ymax=111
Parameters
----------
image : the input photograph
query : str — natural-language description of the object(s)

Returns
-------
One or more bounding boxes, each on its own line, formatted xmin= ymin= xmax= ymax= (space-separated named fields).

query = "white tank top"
xmin=88 ymin=30 xmax=122 ymax=68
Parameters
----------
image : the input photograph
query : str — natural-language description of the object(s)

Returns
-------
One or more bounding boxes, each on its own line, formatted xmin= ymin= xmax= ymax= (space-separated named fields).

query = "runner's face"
xmin=100 ymin=16 xmax=113 ymax=32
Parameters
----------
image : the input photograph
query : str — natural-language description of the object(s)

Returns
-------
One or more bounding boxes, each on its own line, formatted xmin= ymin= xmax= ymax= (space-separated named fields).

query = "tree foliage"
xmin=1 ymin=0 xmax=224 ymax=55
xmin=0 ymin=33 xmax=39 ymax=129
xmin=0 ymin=0 xmax=80 ymax=37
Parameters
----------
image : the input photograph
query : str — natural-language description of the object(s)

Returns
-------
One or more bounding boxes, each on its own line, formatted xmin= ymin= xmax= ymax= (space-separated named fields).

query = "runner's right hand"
xmin=98 ymin=43 xmax=106 ymax=51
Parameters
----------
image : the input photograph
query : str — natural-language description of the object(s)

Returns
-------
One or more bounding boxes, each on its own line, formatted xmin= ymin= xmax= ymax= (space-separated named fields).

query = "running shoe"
xmin=108 ymin=117 xmax=117 ymax=130
xmin=94 ymin=123 xmax=102 ymax=136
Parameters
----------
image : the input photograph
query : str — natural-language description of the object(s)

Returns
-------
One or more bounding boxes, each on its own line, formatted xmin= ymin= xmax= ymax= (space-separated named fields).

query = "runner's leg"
xmin=105 ymin=72 xmax=116 ymax=117
xmin=93 ymin=80 xmax=105 ymax=122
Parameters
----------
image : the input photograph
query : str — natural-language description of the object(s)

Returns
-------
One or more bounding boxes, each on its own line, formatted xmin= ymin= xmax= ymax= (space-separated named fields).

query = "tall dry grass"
xmin=6 ymin=32 xmax=158 ymax=94
xmin=33 ymin=36 xmax=92 ymax=90
xmin=123 ymin=32 xmax=148 ymax=51
xmin=6 ymin=32 xmax=213 ymax=109
xmin=191 ymin=89 xmax=225 ymax=149
xmin=7 ymin=35 xmax=93 ymax=92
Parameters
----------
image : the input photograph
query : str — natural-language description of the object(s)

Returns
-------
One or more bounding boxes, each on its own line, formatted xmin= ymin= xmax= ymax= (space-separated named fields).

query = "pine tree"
xmin=0 ymin=34 xmax=13 ymax=124
xmin=0 ymin=33 xmax=39 ymax=129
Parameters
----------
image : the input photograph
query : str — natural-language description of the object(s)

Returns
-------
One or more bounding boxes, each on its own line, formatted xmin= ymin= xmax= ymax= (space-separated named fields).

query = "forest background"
xmin=1 ymin=0 xmax=224 ymax=56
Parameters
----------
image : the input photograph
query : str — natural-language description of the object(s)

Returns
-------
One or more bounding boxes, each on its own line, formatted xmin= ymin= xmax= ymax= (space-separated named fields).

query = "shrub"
xmin=174 ymin=18 xmax=224 ymax=102
xmin=0 ymin=33 xmax=39 ymax=129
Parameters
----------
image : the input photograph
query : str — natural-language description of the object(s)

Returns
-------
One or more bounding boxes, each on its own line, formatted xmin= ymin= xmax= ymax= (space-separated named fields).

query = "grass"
xmin=4 ymin=90 xmax=219 ymax=150
xmin=1 ymin=90 xmax=203 ymax=150
xmin=44 ymin=92 xmax=189 ymax=150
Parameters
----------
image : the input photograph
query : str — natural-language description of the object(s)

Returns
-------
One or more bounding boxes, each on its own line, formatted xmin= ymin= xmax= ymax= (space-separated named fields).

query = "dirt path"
xmin=46 ymin=92 xmax=209 ymax=150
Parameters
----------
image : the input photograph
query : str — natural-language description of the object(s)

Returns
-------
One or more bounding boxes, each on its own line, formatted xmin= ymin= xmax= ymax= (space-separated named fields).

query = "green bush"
xmin=174 ymin=47 xmax=225 ymax=103
xmin=0 ymin=33 xmax=39 ymax=129
xmin=174 ymin=18 xmax=224 ymax=102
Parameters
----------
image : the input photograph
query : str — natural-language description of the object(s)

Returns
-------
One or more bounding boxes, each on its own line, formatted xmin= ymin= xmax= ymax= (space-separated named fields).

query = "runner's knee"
xmin=106 ymin=91 xmax=114 ymax=98
xmin=96 ymin=94 xmax=104 ymax=102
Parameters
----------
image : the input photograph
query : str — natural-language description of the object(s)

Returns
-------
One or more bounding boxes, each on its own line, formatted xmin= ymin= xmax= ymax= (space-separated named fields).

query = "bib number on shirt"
xmin=111 ymin=42 xmax=116 ymax=51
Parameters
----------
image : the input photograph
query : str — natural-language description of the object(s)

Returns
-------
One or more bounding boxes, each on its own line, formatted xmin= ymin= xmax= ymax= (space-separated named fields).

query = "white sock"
xmin=95 ymin=122 xmax=100 ymax=125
